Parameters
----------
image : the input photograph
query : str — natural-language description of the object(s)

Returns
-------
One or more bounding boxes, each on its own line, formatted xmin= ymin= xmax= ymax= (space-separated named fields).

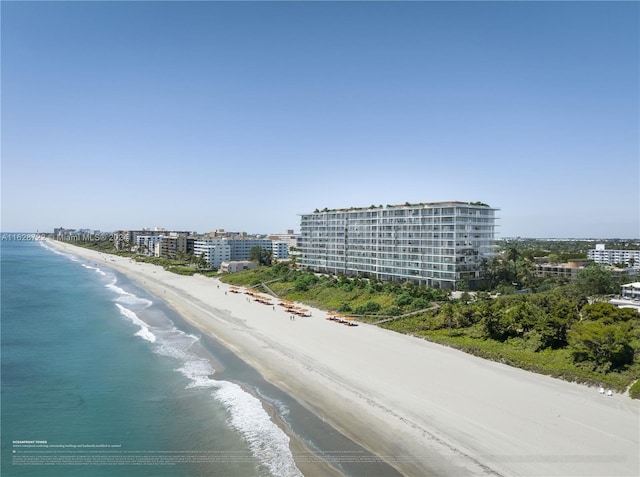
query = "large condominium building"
xmin=299 ymin=201 xmax=498 ymax=290
xmin=192 ymin=238 xmax=274 ymax=269
xmin=228 ymin=239 xmax=272 ymax=261
xmin=588 ymin=245 xmax=640 ymax=270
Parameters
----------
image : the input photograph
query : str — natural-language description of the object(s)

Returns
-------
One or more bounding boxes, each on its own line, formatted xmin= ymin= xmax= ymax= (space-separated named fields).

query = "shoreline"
xmin=45 ymin=241 xmax=640 ymax=477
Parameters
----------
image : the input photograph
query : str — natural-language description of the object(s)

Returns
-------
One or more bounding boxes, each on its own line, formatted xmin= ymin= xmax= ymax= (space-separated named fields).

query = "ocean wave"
xmin=106 ymin=278 xmax=153 ymax=308
xmin=214 ymin=381 xmax=304 ymax=477
xmin=115 ymin=304 xmax=157 ymax=343
xmin=153 ymin=330 xmax=303 ymax=477
xmin=39 ymin=241 xmax=75 ymax=259
xmin=81 ymin=263 xmax=107 ymax=276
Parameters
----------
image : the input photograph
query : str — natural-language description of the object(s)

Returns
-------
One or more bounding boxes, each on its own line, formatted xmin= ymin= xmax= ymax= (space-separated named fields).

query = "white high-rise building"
xmin=299 ymin=201 xmax=498 ymax=290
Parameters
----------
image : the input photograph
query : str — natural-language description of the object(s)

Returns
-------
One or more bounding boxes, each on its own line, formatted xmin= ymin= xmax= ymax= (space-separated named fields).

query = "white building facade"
xmin=193 ymin=239 xmax=231 ymax=269
xmin=228 ymin=239 xmax=272 ymax=261
xmin=136 ymin=235 xmax=163 ymax=256
xmin=588 ymin=245 xmax=640 ymax=270
xmin=621 ymin=282 xmax=640 ymax=301
xmin=299 ymin=201 xmax=498 ymax=290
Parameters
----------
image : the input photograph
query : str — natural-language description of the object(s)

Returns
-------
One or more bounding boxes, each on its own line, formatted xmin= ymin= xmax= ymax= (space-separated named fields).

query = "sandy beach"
xmin=47 ymin=241 xmax=639 ymax=477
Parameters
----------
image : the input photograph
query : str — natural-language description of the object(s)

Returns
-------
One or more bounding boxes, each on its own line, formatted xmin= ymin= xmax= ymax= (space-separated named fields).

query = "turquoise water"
xmin=1 ymin=240 xmax=403 ymax=477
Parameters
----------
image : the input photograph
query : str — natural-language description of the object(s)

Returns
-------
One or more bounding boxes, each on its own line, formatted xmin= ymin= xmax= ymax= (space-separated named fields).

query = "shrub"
xmin=394 ymin=293 xmax=413 ymax=307
xmin=629 ymin=380 xmax=640 ymax=399
xmin=383 ymin=305 xmax=402 ymax=316
xmin=354 ymin=301 xmax=381 ymax=315
xmin=411 ymin=297 xmax=429 ymax=310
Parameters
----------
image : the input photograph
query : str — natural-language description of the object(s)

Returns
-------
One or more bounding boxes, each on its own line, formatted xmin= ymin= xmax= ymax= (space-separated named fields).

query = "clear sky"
xmin=2 ymin=1 xmax=638 ymax=238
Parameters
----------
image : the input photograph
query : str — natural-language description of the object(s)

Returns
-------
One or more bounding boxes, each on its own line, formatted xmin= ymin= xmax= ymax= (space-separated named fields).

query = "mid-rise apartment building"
xmin=621 ymin=282 xmax=640 ymax=301
xmin=193 ymin=239 xmax=232 ymax=269
xmin=192 ymin=238 xmax=276 ymax=268
xmin=113 ymin=229 xmax=192 ymax=251
xmin=272 ymin=241 xmax=289 ymax=260
xmin=588 ymin=245 xmax=640 ymax=270
xmin=158 ymin=234 xmax=188 ymax=258
xmin=228 ymin=239 xmax=272 ymax=261
xmin=136 ymin=235 xmax=163 ymax=256
xmin=299 ymin=201 xmax=498 ymax=290
xmin=267 ymin=230 xmax=300 ymax=249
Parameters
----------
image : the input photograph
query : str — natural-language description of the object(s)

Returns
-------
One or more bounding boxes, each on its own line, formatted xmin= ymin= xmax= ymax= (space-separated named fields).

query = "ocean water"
xmin=1 ymin=240 xmax=402 ymax=477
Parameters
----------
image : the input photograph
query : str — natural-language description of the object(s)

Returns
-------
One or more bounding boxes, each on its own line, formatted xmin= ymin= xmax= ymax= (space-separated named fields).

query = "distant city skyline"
xmin=2 ymin=2 xmax=638 ymax=238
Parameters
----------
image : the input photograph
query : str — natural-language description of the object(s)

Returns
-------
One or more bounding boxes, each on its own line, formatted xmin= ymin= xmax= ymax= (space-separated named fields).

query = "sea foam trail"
xmin=106 ymin=277 xmax=153 ymax=308
xmin=39 ymin=241 xmax=75 ymax=259
xmin=81 ymin=263 xmax=106 ymax=276
xmin=155 ymin=329 xmax=304 ymax=477
xmin=115 ymin=303 xmax=157 ymax=343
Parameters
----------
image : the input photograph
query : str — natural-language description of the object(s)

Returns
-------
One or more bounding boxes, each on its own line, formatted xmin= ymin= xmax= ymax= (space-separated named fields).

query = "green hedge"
xmin=629 ymin=380 xmax=640 ymax=399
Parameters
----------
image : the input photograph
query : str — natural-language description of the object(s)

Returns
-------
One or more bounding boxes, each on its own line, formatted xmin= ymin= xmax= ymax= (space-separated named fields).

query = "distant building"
xmin=535 ymin=261 xmax=589 ymax=281
xmin=267 ymin=230 xmax=300 ymax=248
xmin=272 ymin=241 xmax=289 ymax=260
xmin=113 ymin=229 xmax=192 ymax=251
xmin=299 ymin=201 xmax=498 ymax=290
xmin=621 ymin=282 xmax=640 ymax=301
xmin=136 ymin=235 xmax=163 ymax=256
xmin=220 ymin=260 xmax=258 ymax=273
xmin=158 ymin=234 xmax=188 ymax=258
xmin=193 ymin=239 xmax=231 ymax=269
xmin=588 ymin=245 xmax=640 ymax=270
xmin=228 ymin=238 xmax=272 ymax=261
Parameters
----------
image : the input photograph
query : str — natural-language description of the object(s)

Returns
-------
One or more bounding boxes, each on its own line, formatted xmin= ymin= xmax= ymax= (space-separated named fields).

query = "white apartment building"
xmin=136 ymin=235 xmax=163 ymax=256
xmin=228 ymin=239 xmax=272 ymax=261
xmin=621 ymin=282 xmax=640 ymax=301
xmin=193 ymin=239 xmax=231 ymax=269
xmin=588 ymin=245 xmax=640 ymax=270
xmin=299 ymin=201 xmax=498 ymax=290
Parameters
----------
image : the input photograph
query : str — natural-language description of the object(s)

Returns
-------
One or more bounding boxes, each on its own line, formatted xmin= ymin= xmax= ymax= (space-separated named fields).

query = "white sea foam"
xmin=152 ymin=328 xmax=303 ymax=477
xmin=81 ymin=263 xmax=107 ymax=276
xmin=40 ymin=241 xmax=75 ymax=259
xmin=214 ymin=381 xmax=304 ymax=477
xmin=106 ymin=278 xmax=153 ymax=308
xmin=115 ymin=304 xmax=156 ymax=343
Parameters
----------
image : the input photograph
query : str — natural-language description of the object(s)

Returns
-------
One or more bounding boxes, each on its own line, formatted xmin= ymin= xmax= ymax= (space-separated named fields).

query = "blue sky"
xmin=2 ymin=1 xmax=638 ymax=238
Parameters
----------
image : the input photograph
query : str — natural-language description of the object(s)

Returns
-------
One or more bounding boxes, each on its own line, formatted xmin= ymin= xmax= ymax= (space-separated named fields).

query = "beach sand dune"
xmin=49 ymin=241 xmax=640 ymax=476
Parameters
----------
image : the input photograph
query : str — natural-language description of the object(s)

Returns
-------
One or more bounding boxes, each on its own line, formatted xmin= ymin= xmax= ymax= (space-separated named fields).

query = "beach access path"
xmin=49 ymin=241 xmax=640 ymax=477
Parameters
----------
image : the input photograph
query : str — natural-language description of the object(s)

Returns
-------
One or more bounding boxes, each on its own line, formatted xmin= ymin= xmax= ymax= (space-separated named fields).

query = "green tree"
xmin=576 ymin=264 xmax=616 ymax=296
xmin=534 ymin=297 xmax=579 ymax=349
xmin=197 ymin=252 xmax=208 ymax=269
xmin=249 ymin=246 xmax=272 ymax=266
xmin=567 ymin=320 xmax=634 ymax=370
